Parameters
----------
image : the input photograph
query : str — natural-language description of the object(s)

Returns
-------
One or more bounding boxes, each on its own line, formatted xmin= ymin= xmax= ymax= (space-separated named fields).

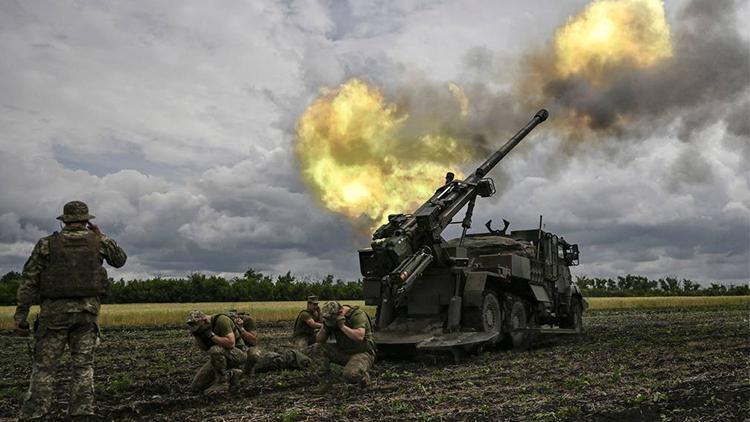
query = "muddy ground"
xmin=0 ymin=305 xmax=747 ymax=421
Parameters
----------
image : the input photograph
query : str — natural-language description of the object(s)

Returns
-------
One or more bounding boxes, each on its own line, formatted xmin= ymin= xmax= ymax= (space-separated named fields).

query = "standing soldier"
xmin=186 ymin=310 xmax=247 ymax=395
xmin=13 ymin=200 xmax=127 ymax=420
xmin=312 ymin=301 xmax=376 ymax=387
xmin=292 ymin=295 xmax=322 ymax=350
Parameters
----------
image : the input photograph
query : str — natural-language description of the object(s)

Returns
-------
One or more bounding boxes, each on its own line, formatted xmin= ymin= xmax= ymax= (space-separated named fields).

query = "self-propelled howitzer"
xmin=359 ymin=109 xmax=586 ymax=357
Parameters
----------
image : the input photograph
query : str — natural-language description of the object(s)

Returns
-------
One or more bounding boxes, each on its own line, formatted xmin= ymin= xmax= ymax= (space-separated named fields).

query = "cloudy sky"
xmin=0 ymin=0 xmax=748 ymax=284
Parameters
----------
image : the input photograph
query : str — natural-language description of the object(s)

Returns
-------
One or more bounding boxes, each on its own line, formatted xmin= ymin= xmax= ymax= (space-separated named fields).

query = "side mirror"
xmin=564 ymin=244 xmax=580 ymax=266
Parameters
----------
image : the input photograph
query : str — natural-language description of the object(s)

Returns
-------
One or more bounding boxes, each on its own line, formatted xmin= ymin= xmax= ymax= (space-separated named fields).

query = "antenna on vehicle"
xmin=536 ymin=215 xmax=543 ymax=259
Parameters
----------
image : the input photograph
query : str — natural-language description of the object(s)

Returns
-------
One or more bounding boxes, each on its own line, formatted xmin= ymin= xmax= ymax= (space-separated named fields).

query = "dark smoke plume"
xmin=539 ymin=0 xmax=750 ymax=141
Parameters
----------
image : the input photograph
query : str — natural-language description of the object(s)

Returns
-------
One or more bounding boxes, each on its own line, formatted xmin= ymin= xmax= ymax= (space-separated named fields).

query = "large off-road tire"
xmin=508 ymin=298 xmax=531 ymax=350
xmin=464 ymin=291 xmax=504 ymax=345
xmin=561 ymin=296 xmax=584 ymax=334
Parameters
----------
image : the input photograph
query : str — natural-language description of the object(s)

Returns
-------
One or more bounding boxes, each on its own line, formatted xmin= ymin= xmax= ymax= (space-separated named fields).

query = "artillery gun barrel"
xmin=467 ymin=109 xmax=548 ymax=184
xmin=429 ymin=109 xmax=549 ymax=228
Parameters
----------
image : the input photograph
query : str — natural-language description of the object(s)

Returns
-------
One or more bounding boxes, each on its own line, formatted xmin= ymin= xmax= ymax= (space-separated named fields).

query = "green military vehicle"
xmin=358 ymin=109 xmax=586 ymax=358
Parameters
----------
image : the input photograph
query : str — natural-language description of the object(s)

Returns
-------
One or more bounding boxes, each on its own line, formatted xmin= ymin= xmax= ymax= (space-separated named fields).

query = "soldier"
xmin=13 ymin=200 xmax=127 ymax=420
xmin=229 ymin=310 xmax=260 ymax=372
xmin=186 ymin=310 xmax=247 ymax=395
xmin=312 ymin=301 xmax=376 ymax=386
xmin=292 ymin=295 xmax=322 ymax=350
xmin=230 ymin=309 xmax=310 ymax=376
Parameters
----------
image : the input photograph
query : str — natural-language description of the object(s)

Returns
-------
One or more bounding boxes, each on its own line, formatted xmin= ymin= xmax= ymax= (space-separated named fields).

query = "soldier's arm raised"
xmin=338 ymin=325 xmax=366 ymax=343
xmin=238 ymin=326 xmax=258 ymax=346
xmin=99 ymin=234 xmax=127 ymax=268
xmin=304 ymin=314 xmax=323 ymax=330
xmin=337 ymin=312 xmax=366 ymax=343
xmin=211 ymin=330 xmax=235 ymax=349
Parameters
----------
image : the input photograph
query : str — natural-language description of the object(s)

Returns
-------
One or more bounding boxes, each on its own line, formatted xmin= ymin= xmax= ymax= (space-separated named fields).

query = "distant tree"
xmin=0 ymin=271 xmax=23 ymax=305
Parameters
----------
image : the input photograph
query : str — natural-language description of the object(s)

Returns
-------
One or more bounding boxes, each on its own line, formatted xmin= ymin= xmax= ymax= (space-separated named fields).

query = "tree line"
xmin=0 ymin=270 xmax=747 ymax=306
xmin=576 ymin=274 xmax=749 ymax=297
xmin=0 ymin=269 xmax=362 ymax=305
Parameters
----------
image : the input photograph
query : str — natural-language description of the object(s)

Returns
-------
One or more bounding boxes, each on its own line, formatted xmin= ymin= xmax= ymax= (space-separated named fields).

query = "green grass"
xmin=0 ymin=301 xmax=375 ymax=329
xmin=584 ymin=295 xmax=750 ymax=310
xmin=0 ymin=296 xmax=747 ymax=329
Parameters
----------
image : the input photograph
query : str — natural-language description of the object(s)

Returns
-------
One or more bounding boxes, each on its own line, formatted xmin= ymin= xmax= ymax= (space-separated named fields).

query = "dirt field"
xmin=0 ymin=305 xmax=747 ymax=421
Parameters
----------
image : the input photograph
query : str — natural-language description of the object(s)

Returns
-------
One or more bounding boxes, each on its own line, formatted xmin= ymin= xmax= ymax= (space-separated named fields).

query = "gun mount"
xmin=358 ymin=109 xmax=586 ymax=357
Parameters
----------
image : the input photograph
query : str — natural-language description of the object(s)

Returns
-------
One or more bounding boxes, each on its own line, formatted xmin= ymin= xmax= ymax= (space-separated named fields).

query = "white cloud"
xmin=0 ymin=0 xmax=747 ymax=285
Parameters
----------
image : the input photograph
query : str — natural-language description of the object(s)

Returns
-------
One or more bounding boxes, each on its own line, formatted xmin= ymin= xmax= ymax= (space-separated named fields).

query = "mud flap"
xmin=415 ymin=331 xmax=502 ymax=351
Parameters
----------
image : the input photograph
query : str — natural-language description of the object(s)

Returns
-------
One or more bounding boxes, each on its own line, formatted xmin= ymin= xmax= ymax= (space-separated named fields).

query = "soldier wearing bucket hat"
xmin=311 ymin=301 xmax=376 ymax=386
xmin=186 ymin=310 xmax=247 ymax=395
xmin=14 ymin=200 xmax=127 ymax=420
xmin=292 ymin=295 xmax=323 ymax=350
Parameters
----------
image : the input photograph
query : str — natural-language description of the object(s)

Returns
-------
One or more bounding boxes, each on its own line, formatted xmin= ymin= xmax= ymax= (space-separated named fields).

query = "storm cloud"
xmin=0 ymin=0 xmax=747 ymax=284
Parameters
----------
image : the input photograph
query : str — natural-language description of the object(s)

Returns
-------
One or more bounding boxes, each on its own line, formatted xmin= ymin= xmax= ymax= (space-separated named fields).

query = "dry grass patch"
xmin=0 ymin=296 xmax=747 ymax=329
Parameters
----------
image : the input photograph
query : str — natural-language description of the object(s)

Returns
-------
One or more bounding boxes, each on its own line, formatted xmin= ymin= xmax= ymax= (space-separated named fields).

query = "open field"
xmin=1 ymin=296 xmax=748 ymax=329
xmin=0 ymin=303 xmax=748 ymax=421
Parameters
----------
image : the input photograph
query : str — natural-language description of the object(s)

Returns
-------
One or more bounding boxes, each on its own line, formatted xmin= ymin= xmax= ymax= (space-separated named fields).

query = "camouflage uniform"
xmin=236 ymin=313 xmax=310 ymax=374
xmin=292 ymin=308 xmax=321 ymax=350
xmin=312 ymin=302 xmax=376 ymax=386
xmin=188 ymin=312 xmax=247 ymax=394
xmin=14 ymin=201 xmax=127 ymax=420
xmin=235 ymin=314 xmax=261 ymax=372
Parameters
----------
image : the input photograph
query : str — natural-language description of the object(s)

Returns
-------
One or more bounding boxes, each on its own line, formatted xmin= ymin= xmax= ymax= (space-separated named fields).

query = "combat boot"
xmin=228 ymin=368 xmax=243 ymax=390
xmin=359 ymin=371 xmax=372 ymax=388
xmin=204 ymin=373 xmax=230 ymax=395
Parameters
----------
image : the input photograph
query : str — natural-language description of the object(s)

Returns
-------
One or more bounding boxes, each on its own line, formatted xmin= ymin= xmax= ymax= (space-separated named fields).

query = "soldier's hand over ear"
xmin=87 ymin=222 xmax=102 ymax=235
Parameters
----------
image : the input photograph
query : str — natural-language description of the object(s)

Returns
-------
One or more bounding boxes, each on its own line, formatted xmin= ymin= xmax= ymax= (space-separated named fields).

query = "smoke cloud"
xmin=534 ymin=0 xmax=749 ymax=141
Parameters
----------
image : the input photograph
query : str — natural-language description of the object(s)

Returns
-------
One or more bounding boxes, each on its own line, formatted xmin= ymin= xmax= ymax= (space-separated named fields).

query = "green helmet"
xmin=321 ymin=301 xmax=341 ymax=327
xmin=57 ymin=200 xmax=95 ymax=223
xmin=186 ymin=310 xmax=207 ymax=324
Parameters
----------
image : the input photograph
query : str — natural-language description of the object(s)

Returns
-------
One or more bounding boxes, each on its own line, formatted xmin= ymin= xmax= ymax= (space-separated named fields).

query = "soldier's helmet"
xmin=307 ymin=295 xmax=319 ymax=304
xmin=186 ymin=310 xmax=207 ymax=325
xmin=320 ymin=301 xmax=341 ymax=322
xmin=57 ymin=200 xmax=95 ymax=223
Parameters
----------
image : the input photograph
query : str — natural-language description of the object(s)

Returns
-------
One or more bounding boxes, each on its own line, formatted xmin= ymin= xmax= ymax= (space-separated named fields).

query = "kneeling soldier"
xmin=187 ymin=310 xmax=246 ymax=394
xmin=231 ymin=309 xmax=310 ymax=375
xmin=229 ymin=310 xmax=260 ymax=372
xmin=292 ymin=295 xmax=322 ymax=350
xmin=312 ymin=301 xmax=376 ymax=386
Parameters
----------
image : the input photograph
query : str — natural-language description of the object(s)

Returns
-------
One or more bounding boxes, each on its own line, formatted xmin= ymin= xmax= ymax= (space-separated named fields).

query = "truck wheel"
xmin=570 ymin=297 xmax=583 ymax=334
xmin=480 ymin=291 xmax=503 ymax=344
xmin=464 ymin=291 xmax=503 ymax=344
xmin=560 ymin=296 xmax=584 ymax=334
xmin=509 ymin=299 xmax=530 ymax=350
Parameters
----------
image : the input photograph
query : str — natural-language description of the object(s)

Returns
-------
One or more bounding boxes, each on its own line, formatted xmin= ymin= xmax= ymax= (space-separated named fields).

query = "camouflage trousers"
xmin=20 ymin=312 xmax=99 ymax=419
xmin=292 ymin=335 xmax=315 ymax=352
xmin=245 ymin=346 xmax=261 ymax=372
xmin=189 ymin=346 xmax=246 ymax=393
xmin=245 ymin=346 xmax=311 ymax=374
xmin=311 ymin=343 xmax=375 ymax=385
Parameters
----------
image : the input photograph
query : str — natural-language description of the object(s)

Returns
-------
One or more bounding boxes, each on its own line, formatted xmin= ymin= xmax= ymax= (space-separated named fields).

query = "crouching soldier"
xmin=312 ymin=301 xmax=376 ymax=386
xmin=231 ymin=309 xmax=310 ymax=375
xmin=229 ymin=310 xmax=260 ymax=373
xmin=292 ymin=295 xmax=322 ymax=350
xmin=187 ymin=310 xmax=246 ymax=394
